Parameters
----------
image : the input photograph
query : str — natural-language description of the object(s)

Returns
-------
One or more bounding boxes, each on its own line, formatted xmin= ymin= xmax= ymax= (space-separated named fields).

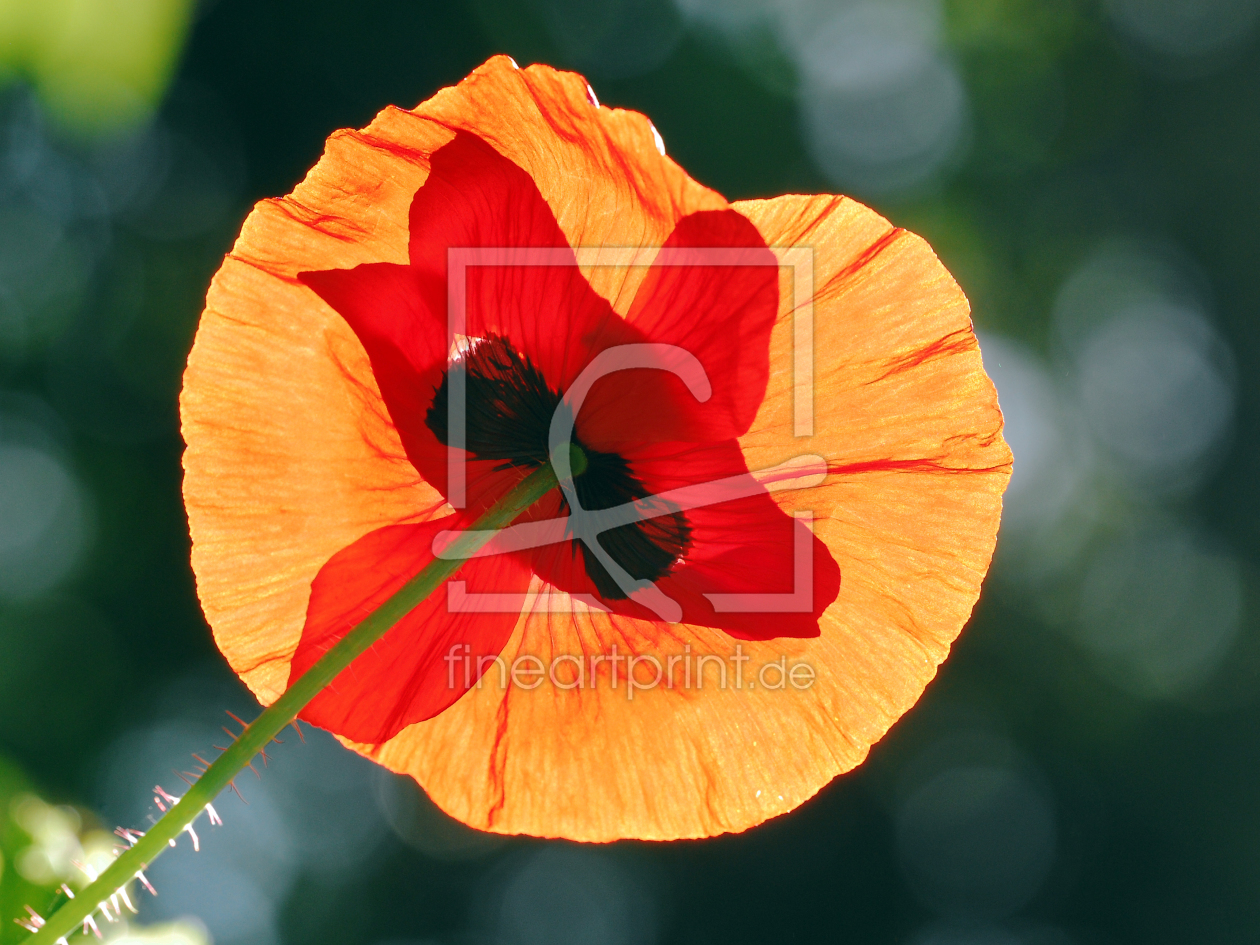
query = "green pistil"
xmin=567 ymin=441 xmax=589 ymax=478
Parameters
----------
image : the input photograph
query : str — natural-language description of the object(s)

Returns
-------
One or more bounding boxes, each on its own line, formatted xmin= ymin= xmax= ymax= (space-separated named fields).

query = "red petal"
xmin=290 ymin=516 xmax=532 ymax=742
xmin=299 ymin=263 xmax=442 ymax=373
xmin=298 ymin=263 xmax=556 ymax=508
xmin=526 ymin=439 xmax=840 ymax=637
xmin=298 ymin=263 xmax=447 ymax=478
xmin=575 ymin=210 xmax=779 ymax=453
xmin=660 ymin=497 xmax=840 ymax=641
xmin=299 ymin=136 xmax=768 ymax=512
xmin=407 ymin=131 xmax=640 ymax=393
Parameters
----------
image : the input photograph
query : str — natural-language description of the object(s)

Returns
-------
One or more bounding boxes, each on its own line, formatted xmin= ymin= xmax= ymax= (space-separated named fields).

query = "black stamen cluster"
xmin=426 ymin=335 xmax=689 ymax=599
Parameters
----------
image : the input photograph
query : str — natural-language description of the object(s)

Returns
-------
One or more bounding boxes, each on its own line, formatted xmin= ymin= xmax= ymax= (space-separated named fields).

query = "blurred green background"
xmin=1 ymin=0 xmax=1259 ymax=943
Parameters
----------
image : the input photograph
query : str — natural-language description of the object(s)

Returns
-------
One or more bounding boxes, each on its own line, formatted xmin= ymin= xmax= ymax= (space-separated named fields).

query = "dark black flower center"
xmin=426 ymin=335 xmax=690 ymax=599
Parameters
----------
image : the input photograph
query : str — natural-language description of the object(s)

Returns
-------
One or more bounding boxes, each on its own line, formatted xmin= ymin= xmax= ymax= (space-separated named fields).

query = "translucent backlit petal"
xmin=413 ymin=58 xmax=727 ymax=310
xmin=581 ymin=209 xmax=780 ymax=450
xmin=291 ymin=516 xmax=533 ymax=742
xmin=525 ymin=437 xmax=839 ymax=638
xmin=182 ymin=58 xmax=1009 ymax=841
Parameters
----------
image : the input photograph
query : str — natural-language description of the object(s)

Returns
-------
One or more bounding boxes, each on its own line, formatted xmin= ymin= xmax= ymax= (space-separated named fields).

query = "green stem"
xmin=24 ymin=462 xmax=562 ymax=945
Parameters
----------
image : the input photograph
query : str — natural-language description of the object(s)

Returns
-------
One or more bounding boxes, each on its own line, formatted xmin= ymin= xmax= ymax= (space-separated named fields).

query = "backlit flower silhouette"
xmin=181 ymin=57 xmax=1011 ymax=841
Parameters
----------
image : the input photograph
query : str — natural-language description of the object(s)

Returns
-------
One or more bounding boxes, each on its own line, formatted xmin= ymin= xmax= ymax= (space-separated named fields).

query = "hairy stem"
xmin=24 ymin=462 xmax=562 ymax=945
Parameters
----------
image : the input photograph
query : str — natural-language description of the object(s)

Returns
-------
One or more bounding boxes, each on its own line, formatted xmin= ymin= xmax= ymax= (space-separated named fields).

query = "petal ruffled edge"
xmin=415 ymin=57 xmax=728 ymax=312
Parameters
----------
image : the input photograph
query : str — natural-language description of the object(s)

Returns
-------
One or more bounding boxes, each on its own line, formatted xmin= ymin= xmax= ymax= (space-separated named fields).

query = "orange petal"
xmin=183 ymin=57 xmax=1009 ymax=841
xmin=343 ymin=197 xmax=1010 ymax=842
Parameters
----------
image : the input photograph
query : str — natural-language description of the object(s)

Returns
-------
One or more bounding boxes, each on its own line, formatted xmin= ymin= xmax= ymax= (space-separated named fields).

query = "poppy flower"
xmin=181 ymin=57 xmax=1011 ymax=841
